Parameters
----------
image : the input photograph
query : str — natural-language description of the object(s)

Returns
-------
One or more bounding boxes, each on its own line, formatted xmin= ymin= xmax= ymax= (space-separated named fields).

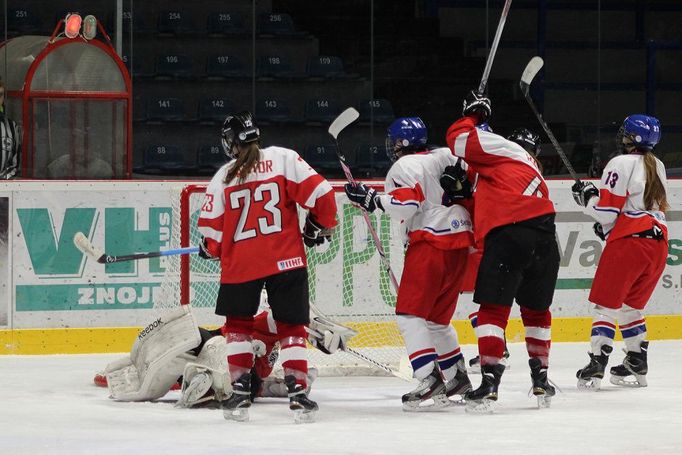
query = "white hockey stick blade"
xmin=73 ymin=231 xmax=105 ymax=262
xmin=520 ymin=56 xmax=544 ymax=93
xmin=328 ymin=107 xmax=360 ymax=140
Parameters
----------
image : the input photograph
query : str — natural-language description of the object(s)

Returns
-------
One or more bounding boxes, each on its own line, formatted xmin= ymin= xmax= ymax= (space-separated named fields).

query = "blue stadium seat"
xmin=207 ymin=11 xmax=248 ymax=35
xmin=304 ymin=144 xmax=339 ymax=172
xmin=304 ymin=98 xmax=342 ymax=124
xmin=257 ymin=55 xmax=298 ymax=79
xmin=157 ymin=10 xmax=197 ymax=35
xmin=205 ymin=54 xmax=249 ymax=79
xmin=198 ymin=97 xmax=234 ymax=124
xmin=306 ymin=56 xmax=346 ymax=79
xmin=155 ymin=54 xmax=194 ymax=79
xmin=142 ymin=144 xmax=186 ymax=173
xmin=256 ymin=98 xmax=296 ymax=124
xmin=354 ymin=143 xmax=391 ymax=175
xmin=146 ymin=97 xmax=186 ymax=122
xmin=357 ymin=99 xmax=395 ymax=124
xmin=197 ymin=144 xmax=229 ymax=173
xmin=7 ymin=7 xmax=42 ymax=34
xmin=257 ymin=13 xmax=305 ymax=37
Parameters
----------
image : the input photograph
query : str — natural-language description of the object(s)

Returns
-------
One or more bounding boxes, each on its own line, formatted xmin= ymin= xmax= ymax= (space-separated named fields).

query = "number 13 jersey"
xmin=198 ymin=146 xmax=337 ymax=283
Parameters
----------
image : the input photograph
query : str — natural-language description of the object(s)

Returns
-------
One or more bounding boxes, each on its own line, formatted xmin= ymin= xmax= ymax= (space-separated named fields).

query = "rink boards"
xmin=1 ymin=179 xmax=681 ymax=354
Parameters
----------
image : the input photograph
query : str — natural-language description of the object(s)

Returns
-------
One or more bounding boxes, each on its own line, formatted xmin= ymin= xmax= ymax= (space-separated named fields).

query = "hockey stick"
xmin=520 ymin=56 xmax=580 ymax=183
xmin=73 ymin=231 xmax=199 ymax=264
xmin=478 ymin=0 xmax=513 ymax=94
xmin=328 ymin=107 xmax=400 ymax=292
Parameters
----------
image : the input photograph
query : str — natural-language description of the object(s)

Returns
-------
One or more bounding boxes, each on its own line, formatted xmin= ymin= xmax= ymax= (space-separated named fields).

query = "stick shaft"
xmin=98 ymin=246 xmax=200 ymax=263
xmin=478 ymin=0 xmax=513 ymax=94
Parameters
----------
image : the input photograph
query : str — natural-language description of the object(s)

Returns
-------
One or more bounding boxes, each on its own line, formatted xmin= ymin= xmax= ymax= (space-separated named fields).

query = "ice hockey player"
xmin=344 ymin=116 xmax=473 ymax=411
xmin=446 ymin=91 xmax=560 ymax=412
xmin=573 ymin=114 xmax=668 ymax=390
xmin=96 ymin=302 xmax=356 ymax=408
xmin=197 ymin=111 xmax=337 ymax=422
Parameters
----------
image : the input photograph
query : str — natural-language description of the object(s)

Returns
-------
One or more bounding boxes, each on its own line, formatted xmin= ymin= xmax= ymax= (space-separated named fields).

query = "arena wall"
xmin=1 ymin=179 xmax=681 ymax=354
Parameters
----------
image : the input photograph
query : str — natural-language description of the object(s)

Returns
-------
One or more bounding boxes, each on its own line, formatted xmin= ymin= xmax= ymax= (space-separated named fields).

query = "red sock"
xmin=520 ymin=307 xmax=552 ymax=367
xmin=476 ymin=302 xmax=511 ymax=366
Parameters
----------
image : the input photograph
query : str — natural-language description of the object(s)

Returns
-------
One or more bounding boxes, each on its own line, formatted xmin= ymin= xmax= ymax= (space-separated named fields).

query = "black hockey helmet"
xmin=221 ymin=111 xmax=260 ymax=159
xmin=508 ymin=128 xmax=541 ymax=156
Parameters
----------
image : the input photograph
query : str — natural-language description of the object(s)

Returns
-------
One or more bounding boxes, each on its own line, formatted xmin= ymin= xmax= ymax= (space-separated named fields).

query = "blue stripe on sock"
xmin=438 ymin=353 xmax=464 ymax=371
xmin=411 ymin=353 xmax=437 ymax=372
xmin=621 ymin=324 xmax=646 ymax=339
xmin=591 ymin=326 xmax=615 ymax=339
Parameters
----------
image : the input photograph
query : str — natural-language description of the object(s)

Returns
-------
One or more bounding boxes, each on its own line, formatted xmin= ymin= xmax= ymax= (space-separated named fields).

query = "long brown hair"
xmin=642 ymin=151 xmax=669 ymax=212
xmin=224 ymin=142 xmax=261 ymax=184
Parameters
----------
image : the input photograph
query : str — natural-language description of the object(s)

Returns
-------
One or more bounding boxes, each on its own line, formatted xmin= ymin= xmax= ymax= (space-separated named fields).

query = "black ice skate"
xmin=402 ymin=367 xmax=450 ymax=412
xmin=285 ymin=375 xmax=318 ymax=424
xmin=445 ymin=359 xmax=472 ymax=403
xmin=528 ymin=358 xmax=556 ymax=408
xmin=576 ymin=344 xmax=613 ymax=390
xmin=468 ymin=348 xmax=510 ymax=374
xmin=609 ymin=341 xmax=648 ymax=388
xmin=222 ymin=372 xmax=252 ymax=422
xmin=464 ymin=363 xmax=505 ymax=414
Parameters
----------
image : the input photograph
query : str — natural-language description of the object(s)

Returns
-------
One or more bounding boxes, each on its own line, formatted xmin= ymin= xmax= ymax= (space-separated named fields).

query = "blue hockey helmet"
xmin=385 ymin=117 xmax=428 ymax=162
xmin=618 ymin=114 xmax=661 ymax=152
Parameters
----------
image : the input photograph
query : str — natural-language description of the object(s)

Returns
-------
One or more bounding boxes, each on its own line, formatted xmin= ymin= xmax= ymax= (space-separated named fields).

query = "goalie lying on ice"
xmin=94 ymin=304 xmax=356 ymax=407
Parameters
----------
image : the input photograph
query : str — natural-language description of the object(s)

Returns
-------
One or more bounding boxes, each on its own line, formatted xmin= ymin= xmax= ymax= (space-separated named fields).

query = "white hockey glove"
xmin=307 ymin=303 xmax=358 ymax=355
xmin=572 ymin=181 xmax=599 ymax=207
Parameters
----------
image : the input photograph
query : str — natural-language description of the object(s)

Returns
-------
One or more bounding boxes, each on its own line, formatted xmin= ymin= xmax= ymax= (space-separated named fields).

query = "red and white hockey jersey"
xmin=376 ymin=147 xmax=473 ymax=250
xmin=585 ymin=153 xmax=668 ymax=242
xmin=198 ymin=146 xmax=337 ymax=283
xmin=446 ymin=115 xmax=555 ymax=242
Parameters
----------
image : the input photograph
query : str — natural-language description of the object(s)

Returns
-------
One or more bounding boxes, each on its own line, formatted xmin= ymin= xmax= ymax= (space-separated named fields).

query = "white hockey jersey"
xmin=585 ymin=153 xmax=668 ymax=242
xmin=376 ymin=147 xmax=474 ymax=250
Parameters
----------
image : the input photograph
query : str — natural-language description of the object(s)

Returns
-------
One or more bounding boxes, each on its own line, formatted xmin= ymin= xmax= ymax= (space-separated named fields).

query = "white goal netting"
xmin=155 ymin=184 xmax=411 ymax=377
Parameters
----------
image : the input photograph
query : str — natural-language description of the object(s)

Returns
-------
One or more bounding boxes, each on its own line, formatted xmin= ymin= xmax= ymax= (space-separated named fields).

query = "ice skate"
xmin=609 ymin=341 xmax=648 ymax=388
xmin=176 ymin=371 xmax=213 ymax=408
xmin=445 ymin=359 xmax=472 ymax=404
xmin=222 ymin=373 xmax=252 ymax=422
xmin=285 ymin=375 xmax=318 ymax=424
xmin=468 ymin=348 xmax=510 ymax=374
xmin=576 ymin=345 xmax=613 ymax=391
xmin=528 ymin=358 xmax=556 ymax=408
xmin=401 ymin=368 xmax=450 ymax=412
xmin=465 ymin=363 xmax=505 ymax=414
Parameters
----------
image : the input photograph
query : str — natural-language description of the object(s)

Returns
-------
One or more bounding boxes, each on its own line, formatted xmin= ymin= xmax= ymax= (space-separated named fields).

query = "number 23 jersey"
xmin=198 ymin=146 xmax=337 ymax=283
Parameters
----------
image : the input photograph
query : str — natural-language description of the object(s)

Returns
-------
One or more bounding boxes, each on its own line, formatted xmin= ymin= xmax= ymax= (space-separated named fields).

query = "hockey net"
xmin=154 ymin=184 xmax=410 ymax=377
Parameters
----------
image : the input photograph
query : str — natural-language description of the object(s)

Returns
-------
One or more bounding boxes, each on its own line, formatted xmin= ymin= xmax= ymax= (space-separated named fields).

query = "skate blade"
xmin=609 ymin=374 xmax=647 ymax=388
xmin=223 ymin=405 xmax=250 ymax=422
xmin=465 ymin=398 xmax=497 ymax=414
xmin=535 ymin=394 xmax=552 ymax=409
xmin=293 ymin=409 xmax=317 ymax=424
xmin=402 ymin=394 xmax=452 ymax=412
xmin=577 ymin=377 xmax=602 ymax=391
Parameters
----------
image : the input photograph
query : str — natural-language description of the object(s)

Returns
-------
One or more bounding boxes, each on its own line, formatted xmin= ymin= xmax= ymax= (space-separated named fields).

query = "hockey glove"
xmin=462 ymin=90 xmax=491 ymax=122
xmin=344 ymin=182 xmax=381 ymax=213
xmin=302 ymin=214 xmax=333 ymax=248
xmin=307 ymin=313 xmax=358 ymax=355
xmin=593 ymin=222 xmax=606 ymax=241
xmin=440 ymin=161 xmax=472 ymax=202
xmin=198 ymin=237 xmax=218 ymax=260
xmin=572 ymin=181 xmax=599 ymax=207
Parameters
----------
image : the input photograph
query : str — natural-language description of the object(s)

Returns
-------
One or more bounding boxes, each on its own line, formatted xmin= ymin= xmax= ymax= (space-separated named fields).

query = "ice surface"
xmin=1 ymin=341 xmax=682 ymax=454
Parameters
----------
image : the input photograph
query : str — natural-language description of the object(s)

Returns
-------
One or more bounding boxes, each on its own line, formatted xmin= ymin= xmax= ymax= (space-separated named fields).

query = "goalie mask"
xmin=508 ymin=128 xmax=541 ymax=156
xmin=385 ymin=117 xmax=428 ymax=162
xmin=221 ymin=111 xmax=260 ymax=159
xmin=618 ymin=114 xmax=661 ymax=154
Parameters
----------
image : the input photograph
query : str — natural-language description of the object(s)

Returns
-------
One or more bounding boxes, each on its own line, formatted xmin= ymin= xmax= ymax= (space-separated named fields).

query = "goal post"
xmin=159 ymin=183 xmax=411 ymax=377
